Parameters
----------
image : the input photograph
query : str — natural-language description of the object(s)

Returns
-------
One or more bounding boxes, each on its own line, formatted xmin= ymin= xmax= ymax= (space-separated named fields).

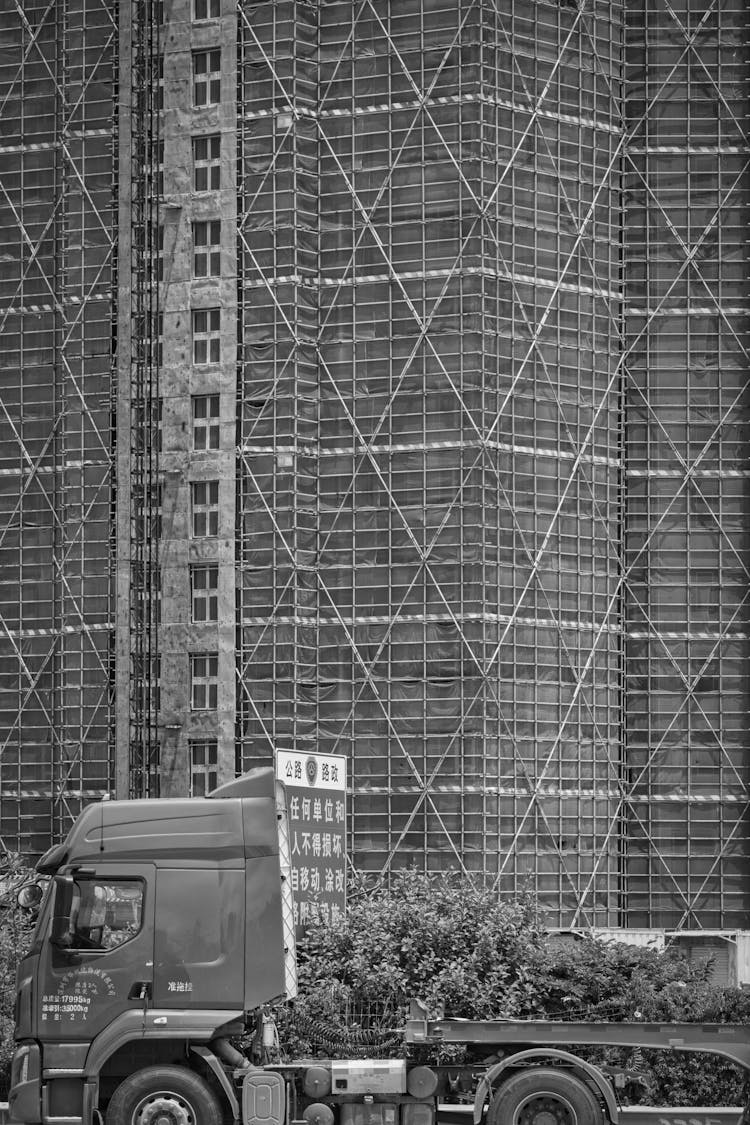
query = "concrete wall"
xmin=157 ymin=0 xmax=237 ymax=793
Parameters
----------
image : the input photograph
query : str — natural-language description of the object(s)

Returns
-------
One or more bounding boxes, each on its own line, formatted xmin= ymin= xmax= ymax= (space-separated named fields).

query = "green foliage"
xmin=531 ymin=935 xmax=750 ymax=1105
xmin=299 ymin=871 xmax=546 ymax=1018
xmin=0 ymin=854 xmax=38 ymax=1095
xmin=282 ymin=871 xmax=750 ymax=1107
xmin=277 ymin=872 xmax=548 ymax=1063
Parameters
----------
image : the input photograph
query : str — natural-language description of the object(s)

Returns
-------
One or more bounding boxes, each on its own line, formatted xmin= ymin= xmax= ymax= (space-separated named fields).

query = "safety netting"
xmin=0 ymin=0 xmax=116 ymax=851
xmin=623 ymin=0 xmax=750 ymax=927
xmin=237 ymin=0 xmax=624 ymax=924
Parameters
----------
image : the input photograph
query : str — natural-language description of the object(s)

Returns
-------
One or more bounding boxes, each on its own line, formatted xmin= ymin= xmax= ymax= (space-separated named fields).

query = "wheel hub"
xmin=531 ymin=1113 xmax=558 ymax=1125
xmin=133 ymin=1094 xmax=195 ymax=1125
xmin=518 ymin=1096 xmax=575 ymax=1125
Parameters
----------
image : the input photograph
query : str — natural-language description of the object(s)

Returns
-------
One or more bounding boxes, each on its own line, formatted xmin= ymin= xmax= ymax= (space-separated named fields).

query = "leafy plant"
xmin=0 ymin=854 xmax=37 ymax=1095
xmin=280 ymin=871 xmax=750 ymax=1106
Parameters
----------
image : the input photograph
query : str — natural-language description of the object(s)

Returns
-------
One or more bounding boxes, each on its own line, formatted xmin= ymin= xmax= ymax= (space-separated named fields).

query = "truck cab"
xmin=10 ymin=767 xmax=294 ymax=1125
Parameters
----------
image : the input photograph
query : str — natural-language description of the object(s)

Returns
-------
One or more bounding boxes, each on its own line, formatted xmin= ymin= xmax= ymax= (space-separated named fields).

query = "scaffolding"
xmin=122 ymin=0 xmax=161 ymax=799
xmin=0 ymin=0 xmax=116 ymax=852
xmin=623 ymin=0 xmax=750 ymax=927
xmin=0 ymin=0 xmax=747 ymax=930
xmin=237 ymin=0 xmax=625 ymax=924
xmin=237 ymin=0 xmax=749 ymax=927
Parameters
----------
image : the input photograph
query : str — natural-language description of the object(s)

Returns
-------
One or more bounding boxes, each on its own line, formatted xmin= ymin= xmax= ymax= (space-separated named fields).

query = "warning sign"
xmin=275 ymin=749 xmax=347 ymax=937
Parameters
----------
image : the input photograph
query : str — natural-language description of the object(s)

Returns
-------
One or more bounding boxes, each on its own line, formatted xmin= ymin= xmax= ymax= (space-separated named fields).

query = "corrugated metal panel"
xmin=592 ymin=928 xmax=666 ymax=951
xmin=669 ymin=936 xmax=731 ymax=987
xmin=735 ymin=932 xmax=750 ymax=986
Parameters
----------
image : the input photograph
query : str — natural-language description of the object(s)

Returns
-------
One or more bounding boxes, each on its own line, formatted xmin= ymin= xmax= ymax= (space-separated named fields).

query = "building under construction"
xmin=0 ymin=0 xmax=747 ymax=934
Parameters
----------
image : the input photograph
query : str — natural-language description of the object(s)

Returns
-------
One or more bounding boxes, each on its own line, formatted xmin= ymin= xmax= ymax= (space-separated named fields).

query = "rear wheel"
xmin=487 ymin=1069 xmax=604 ymax=1125
xmin=105 ymin=1066 xmax=223 ymax=1125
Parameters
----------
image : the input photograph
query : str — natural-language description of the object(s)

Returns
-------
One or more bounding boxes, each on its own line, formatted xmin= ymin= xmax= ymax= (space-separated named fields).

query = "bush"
xmin=530 ymin=934 xmax=750 ymax=1105
xmin=282 ymin=871 xmax=750 ymax=1106
xmin=276 ymin=871 xmax=548 ymax=1062
xmin=0 ymin=854 xmax=37 ymax=1096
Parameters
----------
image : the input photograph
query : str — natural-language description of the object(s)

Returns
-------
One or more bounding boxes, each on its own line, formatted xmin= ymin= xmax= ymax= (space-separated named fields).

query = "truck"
xmin=8 ymin=767 xmax=750 ymax=1125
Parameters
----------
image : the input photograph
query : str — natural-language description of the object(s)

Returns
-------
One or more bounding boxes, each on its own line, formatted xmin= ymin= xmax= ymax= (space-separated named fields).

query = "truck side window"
xmin=68 ymin=880 xmax=144 ymax=952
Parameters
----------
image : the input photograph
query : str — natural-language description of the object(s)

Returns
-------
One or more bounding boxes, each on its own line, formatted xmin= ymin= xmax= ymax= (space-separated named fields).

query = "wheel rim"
xmin=513 ymin=1091 xmax=578 ymax=1125
xmin=131 ymin=1092 xmax=197 ymax=1125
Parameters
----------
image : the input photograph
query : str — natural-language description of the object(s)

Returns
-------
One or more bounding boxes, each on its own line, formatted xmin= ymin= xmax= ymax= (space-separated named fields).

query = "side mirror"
xmin=17 ymin=883 xmax=44 ymax=910
xmin=49 ymin=874 xmax=75 ymax=948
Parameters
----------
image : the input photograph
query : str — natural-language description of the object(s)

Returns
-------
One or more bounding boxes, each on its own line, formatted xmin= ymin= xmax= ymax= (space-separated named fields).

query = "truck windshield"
xmin=65 ymin=879 xmax=144 ymax=952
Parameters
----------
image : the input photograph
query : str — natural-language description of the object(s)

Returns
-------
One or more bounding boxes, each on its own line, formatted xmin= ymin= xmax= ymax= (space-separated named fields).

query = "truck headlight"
xmin=11 ymin=1042 xmax=40 ymax=1090
xmin=13 ymin=1046 xmax=30 ymax=1086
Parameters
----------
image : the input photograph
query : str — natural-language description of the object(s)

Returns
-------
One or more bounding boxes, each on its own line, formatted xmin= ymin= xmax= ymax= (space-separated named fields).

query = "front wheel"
xmin=105 ymin=1066 xmax=223 ymax=1125
xmin=487 ymin=1068 xmax=604 ymax=1125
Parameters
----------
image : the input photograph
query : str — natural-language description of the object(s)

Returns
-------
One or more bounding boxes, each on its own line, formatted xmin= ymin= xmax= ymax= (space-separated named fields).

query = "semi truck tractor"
xmin=8 ymin=768 xmax=750 ymax=1125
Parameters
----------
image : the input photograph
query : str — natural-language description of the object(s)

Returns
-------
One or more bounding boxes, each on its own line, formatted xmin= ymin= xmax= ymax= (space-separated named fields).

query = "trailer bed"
xmin=436 ymin=1106 xmax=743 ymax=1125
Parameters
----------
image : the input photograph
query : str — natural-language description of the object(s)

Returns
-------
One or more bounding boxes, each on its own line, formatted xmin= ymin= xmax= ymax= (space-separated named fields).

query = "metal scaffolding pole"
xmin=237 ymin=0 xmax=625 ymax=925
xmin=0 ymin=0 xmax=117 ymax=852
xmin=623 ymin=0 xmax=750 ymax=928
xmin=125 ymin=0 xmax=161 ymax=799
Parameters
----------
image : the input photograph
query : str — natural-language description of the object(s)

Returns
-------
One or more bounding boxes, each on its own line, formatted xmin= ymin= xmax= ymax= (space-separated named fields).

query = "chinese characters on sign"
xmin=276 ymin=749 xmax=347 ymax=938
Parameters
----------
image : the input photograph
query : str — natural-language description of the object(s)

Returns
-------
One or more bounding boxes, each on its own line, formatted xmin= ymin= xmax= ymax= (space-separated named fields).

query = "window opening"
xmin=193 ymin=49 xmax=221 ymax=107
xmin=193 ymin=0 xmax=220 ymax=20
xmin=191 ymin=653 xmax=218 ymax=710
xmin=191 ymin=480 xmax=219 ymax=536
xmin=193 ymin=220 xmax=221 ymax=277
xmin=191 ymin=564 xmax=219 ymax=622
xmin=192 ymin=311 xmax=221 ymax=366
xmin=63 ymin=880 xmax=144 ymax=952
xmin=193 ymin=135 xmax=221 ymax=191
xmin=192 ymin=393 xmax=220 ymax=448
xmin=190 ymin=738 xmax=218 ymax=795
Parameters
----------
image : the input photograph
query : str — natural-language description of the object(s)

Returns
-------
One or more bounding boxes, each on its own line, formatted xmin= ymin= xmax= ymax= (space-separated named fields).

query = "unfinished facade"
xmin=0 ymin=0 xmax=747 ymax=929
xmin=0 ymin=0 xmax=115 ymax=851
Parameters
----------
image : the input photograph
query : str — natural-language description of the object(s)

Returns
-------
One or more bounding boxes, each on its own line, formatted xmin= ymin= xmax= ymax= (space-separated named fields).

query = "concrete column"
xmin=157 ymin=0 xmax=237 ymax=794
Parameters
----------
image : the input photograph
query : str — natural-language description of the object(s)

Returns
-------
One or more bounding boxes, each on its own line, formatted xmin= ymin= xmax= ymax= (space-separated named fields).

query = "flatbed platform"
xmin=436 ymin=1108 xmax=743 ymax=1125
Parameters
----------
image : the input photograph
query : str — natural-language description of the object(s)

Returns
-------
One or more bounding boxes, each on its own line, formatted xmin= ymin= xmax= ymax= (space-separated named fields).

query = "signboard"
xmin=275 ymin=749 xmax=347 ymax=935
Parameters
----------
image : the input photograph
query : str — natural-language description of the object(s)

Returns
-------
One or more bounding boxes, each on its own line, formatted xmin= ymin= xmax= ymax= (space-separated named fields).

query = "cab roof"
xmin=37 ymin=767 xmax=279 ymax=873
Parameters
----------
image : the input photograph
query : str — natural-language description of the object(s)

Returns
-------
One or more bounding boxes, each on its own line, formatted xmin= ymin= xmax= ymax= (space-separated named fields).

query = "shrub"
xmin=282 ymin=871 xmax=750 ymax=1106
xmin=0 ymin=854 xmax=37 ymax=1096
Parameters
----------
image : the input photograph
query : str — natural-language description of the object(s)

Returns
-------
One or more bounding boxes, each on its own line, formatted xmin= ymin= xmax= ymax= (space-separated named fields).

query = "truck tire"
xmin=487 ymin=1068 xmax=604 ymax=1125
xmin=105 ymin=1065 xmax=224 ymax=1125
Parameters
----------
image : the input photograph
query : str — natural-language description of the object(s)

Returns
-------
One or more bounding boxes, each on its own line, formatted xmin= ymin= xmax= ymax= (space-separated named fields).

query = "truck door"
xmin=153 ymin=865 xmax=244 ymax=1008
xmin=37 ymin=863 xmax=155 ymax=1041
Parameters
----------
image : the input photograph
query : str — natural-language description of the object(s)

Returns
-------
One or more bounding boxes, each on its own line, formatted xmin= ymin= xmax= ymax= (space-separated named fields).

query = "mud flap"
xmin=243 ymin=1071 xmax=285 ymax=1125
